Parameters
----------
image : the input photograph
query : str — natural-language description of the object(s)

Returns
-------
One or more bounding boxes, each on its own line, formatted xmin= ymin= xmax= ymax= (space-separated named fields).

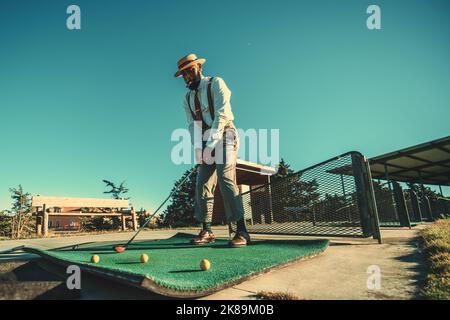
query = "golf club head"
xmin=113 ymin=246 xmax=126 ymax=253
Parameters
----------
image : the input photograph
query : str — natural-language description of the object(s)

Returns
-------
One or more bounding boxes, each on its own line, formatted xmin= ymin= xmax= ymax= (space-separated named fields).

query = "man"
xmin=174 ymin=53 xmax=250 ymax=247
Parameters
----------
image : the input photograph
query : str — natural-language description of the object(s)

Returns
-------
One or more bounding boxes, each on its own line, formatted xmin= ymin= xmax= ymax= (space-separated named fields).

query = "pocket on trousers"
xmin=223 ymin=128 xmax=238 ymax=151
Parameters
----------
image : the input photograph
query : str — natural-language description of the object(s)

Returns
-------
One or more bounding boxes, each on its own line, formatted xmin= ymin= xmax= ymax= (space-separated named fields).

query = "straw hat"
xmin=174 ymin=53 xmax=206 ymax=77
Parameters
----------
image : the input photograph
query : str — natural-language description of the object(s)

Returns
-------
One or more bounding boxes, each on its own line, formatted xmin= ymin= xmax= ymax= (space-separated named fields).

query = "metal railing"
xmin=429 ymin=197 xmax=450 ymax=219
xmin=405 ymin=190 xmax=422 ymax=223
xmin=372 ymin=182 xmax=400 ymax=226
xmin=238 ymin=152 xmax=380 ymax=238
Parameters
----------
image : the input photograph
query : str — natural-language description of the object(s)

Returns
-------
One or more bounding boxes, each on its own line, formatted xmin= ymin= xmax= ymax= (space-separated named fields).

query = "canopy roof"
xmin=368 ymin=136 xmax=450 ymax=186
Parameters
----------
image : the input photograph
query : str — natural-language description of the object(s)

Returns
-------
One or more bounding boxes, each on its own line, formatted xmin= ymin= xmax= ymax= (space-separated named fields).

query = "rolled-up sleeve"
xmin=205 ymin=77 xmax=234 ymax=149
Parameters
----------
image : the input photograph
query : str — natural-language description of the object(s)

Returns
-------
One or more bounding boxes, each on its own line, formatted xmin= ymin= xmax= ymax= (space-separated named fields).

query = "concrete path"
xmin=0 ymin=226 xmax=427 ymax=300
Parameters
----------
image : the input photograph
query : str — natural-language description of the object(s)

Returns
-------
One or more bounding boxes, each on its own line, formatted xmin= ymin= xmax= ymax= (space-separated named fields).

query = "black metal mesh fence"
xmin=372 ymin=182 xmax=400 ymax=226
xmin=405 ymin=191 xmax=422 ymax=223
xmin=418 ymin=195 xmax=433 ymax=221
xmin=429 ymin=197 xmax=450 ymax=219
xmin=239 ymin=152 xmax=373 ymax=237
xmin=370 ymin=181 xmax=447 ymax=225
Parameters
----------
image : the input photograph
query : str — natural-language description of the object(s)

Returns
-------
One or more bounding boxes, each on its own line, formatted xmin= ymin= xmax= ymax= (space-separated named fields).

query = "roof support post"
xmin=392 ymin=182 xmax=411 ymax=228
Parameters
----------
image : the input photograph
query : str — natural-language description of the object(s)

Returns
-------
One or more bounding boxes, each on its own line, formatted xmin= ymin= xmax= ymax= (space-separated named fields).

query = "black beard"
xmin=188 ymin=80 xmax=201 ymax=91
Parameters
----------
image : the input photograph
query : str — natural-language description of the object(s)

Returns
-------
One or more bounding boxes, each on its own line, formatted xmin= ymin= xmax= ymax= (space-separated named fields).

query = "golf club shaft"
xmin=124 ymin=166 xmax=197 ymax=247
xmin=0 ymin=245 xmax=25 ymax=255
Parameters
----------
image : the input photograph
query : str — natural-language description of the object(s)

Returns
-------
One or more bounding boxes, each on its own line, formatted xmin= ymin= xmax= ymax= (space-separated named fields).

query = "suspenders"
xmin=186 ymin=77 xmax=215 ymax=126
xmin=185 ymin=77 xmax=235 ymax=150
xmin=206 ymin=78 xmax=214 ymax=121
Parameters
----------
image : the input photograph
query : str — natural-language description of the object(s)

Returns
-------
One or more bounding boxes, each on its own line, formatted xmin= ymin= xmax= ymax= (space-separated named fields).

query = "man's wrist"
xmin=205 ymin=139 xmax=218 ymax=150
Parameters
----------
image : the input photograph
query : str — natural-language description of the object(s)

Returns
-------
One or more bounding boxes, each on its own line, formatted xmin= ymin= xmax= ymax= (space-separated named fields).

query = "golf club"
xmin=0 ymin=245 xmax=25 ymax=255
xmin=113 ymin=166 xmax=198 ymax=253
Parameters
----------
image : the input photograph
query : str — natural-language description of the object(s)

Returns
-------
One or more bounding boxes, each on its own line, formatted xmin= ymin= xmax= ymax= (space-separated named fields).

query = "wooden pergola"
xmin=212 ymin=159 xmax=277 ymax=223
xmin=31 ymin=196 xmax=138 ymax=237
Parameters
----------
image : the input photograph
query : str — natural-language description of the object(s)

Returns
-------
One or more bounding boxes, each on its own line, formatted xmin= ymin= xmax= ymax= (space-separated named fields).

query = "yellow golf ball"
xmin=91 ymin=255 xmax=100 ymax=264
xmin=200 ymin=259 xmax=211 ymax=271
xmin=140 ymin=253 xmax=149 ymax=263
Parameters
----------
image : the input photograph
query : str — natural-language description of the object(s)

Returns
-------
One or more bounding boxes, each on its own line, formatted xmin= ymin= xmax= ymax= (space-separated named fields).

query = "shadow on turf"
xmin=91 ymin=252 xmax=122 ymax=255
xmin=168 ymin=269 xmax=203 ymax=273
xmin=84 ymin=244 xmax=217 ymax=254
xmin=49 ymin=232 xmax=328 ymax=254
xmin=71 ymin=239 xmax=327 ymax=253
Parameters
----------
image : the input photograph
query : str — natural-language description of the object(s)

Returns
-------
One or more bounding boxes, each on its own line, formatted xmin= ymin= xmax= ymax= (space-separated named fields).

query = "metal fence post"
xmin=266 ymin=178 xmax=274 ymax=224
xmin=409 ymin=190 xmax=423 ymax=221
xmin=392 ymin=182 xmax=411 ymax=228
xmin=362 ymin=158 xmax=382 ymax=243
xmin=424 ymin=196 xmax=434 ymax=221
xmin=352 ymin=154 xmax=375 ymax=238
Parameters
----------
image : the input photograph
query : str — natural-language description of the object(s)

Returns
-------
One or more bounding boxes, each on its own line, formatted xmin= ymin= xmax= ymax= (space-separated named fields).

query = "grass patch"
xmin=420 ymin=219 xmax=450 ymax=300
xmin=255 ymin=290 xmax=303 ymax=300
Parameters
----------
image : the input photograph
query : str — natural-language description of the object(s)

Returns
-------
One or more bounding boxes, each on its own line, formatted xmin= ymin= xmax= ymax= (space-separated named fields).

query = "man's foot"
xmin=229 ymin=231 xmax=251 ymax=247
xmin=190 ymin=230 xmax=216 ymax=245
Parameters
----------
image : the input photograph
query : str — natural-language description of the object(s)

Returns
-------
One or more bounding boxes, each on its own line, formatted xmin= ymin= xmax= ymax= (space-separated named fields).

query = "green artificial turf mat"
xmin=27 ymin=233 xmax=328 ymax=296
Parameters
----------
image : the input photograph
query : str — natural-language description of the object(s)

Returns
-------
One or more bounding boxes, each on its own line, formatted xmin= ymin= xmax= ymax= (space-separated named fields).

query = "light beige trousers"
xmin=194 ymin=131 xmax=245 ymax=223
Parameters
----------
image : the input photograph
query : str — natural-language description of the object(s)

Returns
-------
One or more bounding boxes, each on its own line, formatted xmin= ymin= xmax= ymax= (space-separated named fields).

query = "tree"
xmin=92 ymin=179 xmax=131 ymax=230
xmin=8 ymin=185 xmax=34 ymax=239
xmin=102 ymin=180 xmax=130 ymax=200
xmin=0 ymin=210 xmax=12 ymax=238
xmin=406 ymin=183 xmax=442 ymax=199
xmin=316 ymin=192 xmax=353 ymax=222
xmin=162 ymin=168 xmax=197 ymax=228
xmin=270 ymin=159 xmax=320 ymax=222
xmin=137 ymin=209 xmax=162 ymax=229
xmin=276 ymin=176 xmax=320 ymax=210
xmin=273 ymin=158 xmax=294 ymax=180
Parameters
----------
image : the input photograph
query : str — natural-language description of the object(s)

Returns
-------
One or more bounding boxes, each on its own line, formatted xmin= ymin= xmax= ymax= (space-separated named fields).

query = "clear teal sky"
xmin=1 ymin=0 xmax=449 ymax=211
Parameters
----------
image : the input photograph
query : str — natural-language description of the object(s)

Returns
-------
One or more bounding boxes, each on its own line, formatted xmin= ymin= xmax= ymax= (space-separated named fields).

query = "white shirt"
xmin=183 ymin=76 xmax=236 ymax=149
